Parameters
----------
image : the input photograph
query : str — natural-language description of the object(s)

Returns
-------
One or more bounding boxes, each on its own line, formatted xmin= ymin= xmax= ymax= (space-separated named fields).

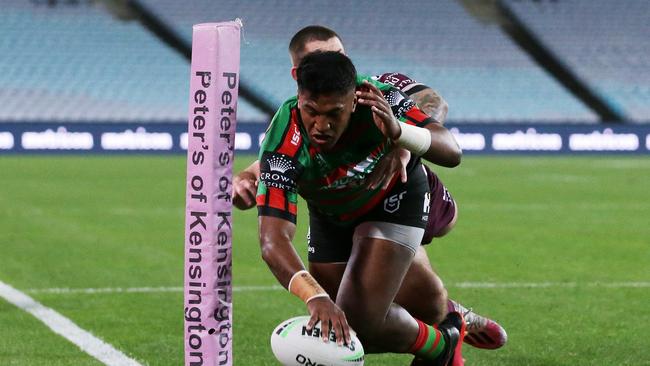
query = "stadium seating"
xmin=139 ymin=0 xmax=598 ymax=122
xmin=0 ymin=0 xmax=265 ymax=122
xmin=504 ymin=0 xmax=650 ymax=122
xmin=3 ymin=0 xmax=648 ymax=123
xmin=144 ymin=0 xmax=595 ymax=122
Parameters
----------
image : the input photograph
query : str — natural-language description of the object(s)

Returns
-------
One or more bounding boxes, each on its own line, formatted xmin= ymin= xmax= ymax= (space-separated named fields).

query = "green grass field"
xmin=1 ymin=155 xmax=649 ymax=365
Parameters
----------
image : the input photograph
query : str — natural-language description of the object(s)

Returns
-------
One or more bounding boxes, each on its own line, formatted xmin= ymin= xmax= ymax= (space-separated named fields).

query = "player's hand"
xmin=232 ymin=171 xmax=258 ymax=210
xmin=356 ymin=80 xmax=401 ymax=140
xmin=306 ymin=296 xmax=351 ymax=346
xmin=366 ymin=147 xmax=411 ymax=190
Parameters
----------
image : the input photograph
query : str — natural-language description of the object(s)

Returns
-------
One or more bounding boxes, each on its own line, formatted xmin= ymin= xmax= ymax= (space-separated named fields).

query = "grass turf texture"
xmin=0 ymin=155 xmax=649 ymax=365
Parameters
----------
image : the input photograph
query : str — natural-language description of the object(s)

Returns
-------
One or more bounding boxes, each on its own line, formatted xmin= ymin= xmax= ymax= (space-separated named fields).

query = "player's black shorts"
xmin=308 ymin=162 xmax=429 ymax=263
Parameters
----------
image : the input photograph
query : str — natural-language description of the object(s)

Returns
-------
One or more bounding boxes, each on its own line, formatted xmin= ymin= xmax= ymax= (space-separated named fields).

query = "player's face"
xmin=297 ymin=88 xmax=356 ymax=151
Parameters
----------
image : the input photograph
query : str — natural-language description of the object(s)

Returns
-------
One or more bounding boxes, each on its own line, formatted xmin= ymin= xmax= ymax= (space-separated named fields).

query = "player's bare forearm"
xmin=258 ymin=215 xmax=350 ymax=343
xmin=258 ymin=215 xmax=305 ymax=288
xmin=232 ymin=160 xmax=261 ymax=210
xmin=422 ymin=123 xmax=462 ymax=167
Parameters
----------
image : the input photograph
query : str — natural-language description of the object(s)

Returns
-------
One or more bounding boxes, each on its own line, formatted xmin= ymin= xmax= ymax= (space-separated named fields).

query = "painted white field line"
xmin=0 ymin=280 xmax=142 ymax=366
xmin=24 ymin=282 xmax=650 ymax=295
xmin=454 ymin=281 xmax=650 ymax=289
xmin=25 ymin=285 xmax=284 ymax=295
xmin=26 ymin=286 xmax=184 ymax=295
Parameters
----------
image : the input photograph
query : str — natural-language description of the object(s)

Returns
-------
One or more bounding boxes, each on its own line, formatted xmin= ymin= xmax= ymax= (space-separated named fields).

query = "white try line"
xmin=25 ymin=285 xmax=283 ymax=295
xmin=0 ymin=280 xmax=142 ymax=366
xmin=23 ymin=281 xmax=650 ymax=295
xmin=453 ymin=281 xmax=650 ymax=289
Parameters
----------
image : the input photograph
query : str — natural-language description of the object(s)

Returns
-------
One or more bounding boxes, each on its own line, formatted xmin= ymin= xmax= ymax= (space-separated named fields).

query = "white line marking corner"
xmin=0 ymin=280 xmax=142 ymax=366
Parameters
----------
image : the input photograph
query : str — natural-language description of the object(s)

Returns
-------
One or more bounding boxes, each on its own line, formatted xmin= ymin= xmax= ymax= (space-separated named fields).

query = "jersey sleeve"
xmin=376 ymin=84 xmax=435 ymax=129
xmin=374 ymin=72 xmax=428 ymax=96
xmin=372 ymin=73 xmax=436 ymax=128
xmin=256 ymin=100 xmax=304 ymax=224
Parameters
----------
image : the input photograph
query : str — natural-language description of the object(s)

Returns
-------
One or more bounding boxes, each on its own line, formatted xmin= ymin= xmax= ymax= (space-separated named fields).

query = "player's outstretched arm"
xmin=258 ymin=216 xmax=351 ymax=345
xmin=232 ymin=160 xmax=261 ymax=210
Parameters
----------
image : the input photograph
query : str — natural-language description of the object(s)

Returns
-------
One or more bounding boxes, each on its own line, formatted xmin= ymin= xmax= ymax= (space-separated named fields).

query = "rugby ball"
xmin=270 ymin=316 xmax=364 ymax=366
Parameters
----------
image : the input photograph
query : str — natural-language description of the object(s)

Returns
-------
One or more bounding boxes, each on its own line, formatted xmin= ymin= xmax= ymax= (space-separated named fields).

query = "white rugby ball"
xmin=270 ymin=316 xmax=364 ymax=366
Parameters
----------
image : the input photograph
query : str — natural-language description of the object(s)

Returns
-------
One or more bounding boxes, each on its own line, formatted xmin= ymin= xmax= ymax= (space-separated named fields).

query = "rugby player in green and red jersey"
xmin=256 ymin=51 xmax=465 ymax=365
xmin=233 ymin=26 xmax=508 ymax=361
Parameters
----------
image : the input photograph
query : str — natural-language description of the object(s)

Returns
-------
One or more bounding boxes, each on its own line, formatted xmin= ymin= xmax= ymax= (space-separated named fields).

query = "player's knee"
xmin=396 ymin=253 xmax=448 ymax=324
xmin=415 ymin=280 xmax=448 ymax=324
xmin=431 ymin=287 xmax=448 ymax=324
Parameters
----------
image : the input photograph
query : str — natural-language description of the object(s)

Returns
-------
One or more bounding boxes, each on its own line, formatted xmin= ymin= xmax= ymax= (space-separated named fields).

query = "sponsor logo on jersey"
xmin=321 ymin=153 xmax=383 ymax=190
xmin=260 ymin=152 xmax=301 ymax=192
xmin=442 ymin=187 xmax=452 ymax=202
xmin=268 ymin=154 xmax=294 ymax=173
xmin=423 ymin=191 xmax=431 ymax=214
xmin=323 ymin=174 xmax=366 ymax=190
xmin=260 ymin=172 xmax=297 ymax=191
xmin=290 ymin=124 xmax=301 ymax=146
xmin=422 ymin=191 xmax=431 ymax=222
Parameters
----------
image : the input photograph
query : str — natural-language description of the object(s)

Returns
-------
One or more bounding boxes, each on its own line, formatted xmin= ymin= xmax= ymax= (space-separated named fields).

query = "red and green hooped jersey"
xmin=256 ymin=75 xmax=434 ymax=224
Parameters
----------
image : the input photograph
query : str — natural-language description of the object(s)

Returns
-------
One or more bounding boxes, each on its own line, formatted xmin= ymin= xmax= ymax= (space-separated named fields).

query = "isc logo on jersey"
xmin=290 ymin=124 xmax=301 ymax=146
xmin=271 ymin=316 xmax=364 ymax=366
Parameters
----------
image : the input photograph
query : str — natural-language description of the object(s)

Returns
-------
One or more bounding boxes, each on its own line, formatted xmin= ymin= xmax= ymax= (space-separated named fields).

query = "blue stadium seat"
xmin=139 ymin=0 xmax=597 ymax=122
xmin=7 ymin=0 xmax=648 ymax=123
xmin=505 ymin=0 xmax=650 ymax=122
xmin=0 ymin=0 xmax=266 ymax=122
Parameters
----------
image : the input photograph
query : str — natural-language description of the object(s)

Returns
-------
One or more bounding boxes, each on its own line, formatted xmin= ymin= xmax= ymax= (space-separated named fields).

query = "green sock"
xmin=409 ymin=319 xmax=446 ymax=360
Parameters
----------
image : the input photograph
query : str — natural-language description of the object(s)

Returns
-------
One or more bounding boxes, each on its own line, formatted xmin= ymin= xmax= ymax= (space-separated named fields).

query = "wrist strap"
xmin=396 ymin=123 xmax=431 ymax=156
xmin=288 ymin=270 xmax=328 ymax=303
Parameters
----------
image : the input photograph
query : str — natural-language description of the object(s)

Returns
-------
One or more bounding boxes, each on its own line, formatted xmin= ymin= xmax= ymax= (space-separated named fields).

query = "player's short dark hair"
xmin=296 ymin=51 xmax=357 ymax=97
xmin=289 ymin=25 xmax=342 ymax=55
